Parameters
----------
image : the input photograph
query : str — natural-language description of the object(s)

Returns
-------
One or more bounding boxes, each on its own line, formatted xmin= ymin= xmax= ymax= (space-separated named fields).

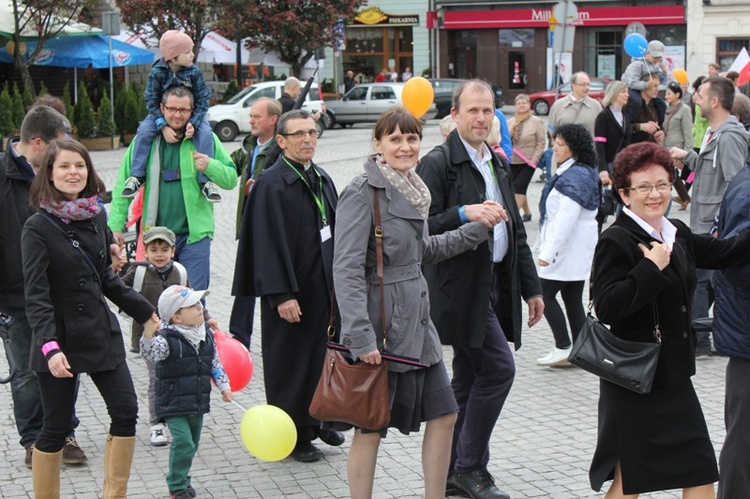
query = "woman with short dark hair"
xmin=589 ymin=141 xmax=750 ymax=497
xmin=535 ymin=124 xmax=599 ymax=367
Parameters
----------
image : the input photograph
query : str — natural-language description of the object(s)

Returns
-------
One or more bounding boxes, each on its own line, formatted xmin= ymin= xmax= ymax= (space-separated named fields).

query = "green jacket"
xmin=231 ymin=134 xmax=281 ymax=238
xmin=108 ymin=134 xmax=236 ymax=244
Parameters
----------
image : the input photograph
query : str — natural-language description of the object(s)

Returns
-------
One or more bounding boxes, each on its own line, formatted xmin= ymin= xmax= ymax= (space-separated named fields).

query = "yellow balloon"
xmin=401 ymin=76 xmax=434 ymax=119
xmin=240 ymin=405 xmax=297 ymax=462
xmin=673 ymin=68 xmax=689 ymax=85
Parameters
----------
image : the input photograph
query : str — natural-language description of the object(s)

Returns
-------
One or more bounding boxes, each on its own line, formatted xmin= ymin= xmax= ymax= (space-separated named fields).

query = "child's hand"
xmin=185 ymin=123 xmax=195 ymax=139
xmin=221 ymin=390 xmax=233 ymax=402
xmin=161 ymin=126 xmax=182 ymax=143
xmin=142 ymin=313 xmax=161 ymax=339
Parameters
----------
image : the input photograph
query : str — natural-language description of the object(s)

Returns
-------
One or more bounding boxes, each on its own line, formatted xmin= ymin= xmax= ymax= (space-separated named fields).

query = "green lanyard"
xmin=282 ymin=156 xmax=328 ymax=225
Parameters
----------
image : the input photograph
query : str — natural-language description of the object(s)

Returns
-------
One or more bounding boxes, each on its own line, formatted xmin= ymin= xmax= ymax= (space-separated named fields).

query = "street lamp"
xmin=102 ymin=11 xmax=120 ymax=149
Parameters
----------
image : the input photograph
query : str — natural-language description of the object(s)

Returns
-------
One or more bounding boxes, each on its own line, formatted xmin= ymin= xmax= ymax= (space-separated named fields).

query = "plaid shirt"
xmin=144 ymin=58 xmax=210 ymax=129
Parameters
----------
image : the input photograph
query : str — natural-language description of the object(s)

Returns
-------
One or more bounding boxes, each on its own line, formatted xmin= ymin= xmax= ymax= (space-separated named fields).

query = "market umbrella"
xmin=0 ymin=34 xmax=154 ymax=68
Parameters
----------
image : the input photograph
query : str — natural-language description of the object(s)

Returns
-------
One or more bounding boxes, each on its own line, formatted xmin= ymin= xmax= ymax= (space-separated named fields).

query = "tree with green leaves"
xmin=6 ymin=0 xmax=100 ymax=94
xmin=122 ymin=87 xmax=141 ymax=135
xmin=73 ymin=83 xmax=96 ymax=138
xmin=61 ymin=83 xmax=75 ymax=118
xmin=22 ymin=84 xmax=34 ymax=108
xmin=97 ymin=94 xmax=116 ymax=137
xmin=220 ymin=0 xmax=363 ymax=77
xmin=0 ymin=85 xmax=15 ymax=137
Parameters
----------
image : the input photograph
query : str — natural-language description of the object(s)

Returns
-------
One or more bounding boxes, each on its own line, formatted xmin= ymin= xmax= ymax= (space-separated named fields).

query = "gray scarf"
xmin=375 ymin=156 xmax=431 ymax=219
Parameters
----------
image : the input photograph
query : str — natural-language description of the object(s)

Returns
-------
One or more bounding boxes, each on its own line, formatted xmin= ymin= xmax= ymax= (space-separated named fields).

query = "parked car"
xmin=326 ymin=83 xmax=438 ymax=127
xmin=430 ymin=78 xmax=505 ymax=118
xmin=527 ymin=77 xmax=609 ymax=116
xmin=206 ymin=81 xmax=327 ymax=142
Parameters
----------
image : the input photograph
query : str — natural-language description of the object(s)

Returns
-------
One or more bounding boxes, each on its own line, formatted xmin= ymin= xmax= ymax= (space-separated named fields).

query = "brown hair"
xmin=29 ymin=139 xmax=102 ymax=209
xmin=373 ymin=107 xmax=422 ymax=142
xmin=452 ymin=79 xmax=494 ymax=111
xmin=31 ymin=94 xmax=67 ymax=116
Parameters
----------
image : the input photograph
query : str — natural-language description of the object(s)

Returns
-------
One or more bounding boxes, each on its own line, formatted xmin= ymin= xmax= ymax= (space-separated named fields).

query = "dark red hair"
xmin=612 ymin=142 xmax=675 ymax=192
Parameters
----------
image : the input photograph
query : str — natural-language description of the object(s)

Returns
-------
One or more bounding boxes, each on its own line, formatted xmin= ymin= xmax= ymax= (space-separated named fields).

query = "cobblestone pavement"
xmin=0 ymin=120 xmax=727 ymax=498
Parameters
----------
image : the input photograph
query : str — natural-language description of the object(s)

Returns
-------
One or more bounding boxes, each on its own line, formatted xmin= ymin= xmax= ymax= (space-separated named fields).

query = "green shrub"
xmin=223 ymin=80 xmax=240 ymax=102
xmin=61 ymin=83 xmax=74 ymax=118
xmin=113 ymin=83 xmax=127 ymax=134
xmin=0 ymin=84 xmax=14 ymax=137
xmin=122 ymin=86 xmax=141 ymax=134
xmin=12 ymin=84 xmax=25 ymax=131
xmin=22 ymin=84 xmax=34 ymax=108
xmin=73 ymin=83 xmax=96 ymax=138
xmin=97 ymin=94 xmax=116 ymax=137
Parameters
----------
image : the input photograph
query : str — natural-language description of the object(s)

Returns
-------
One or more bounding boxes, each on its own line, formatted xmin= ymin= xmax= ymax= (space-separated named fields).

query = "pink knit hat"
xmin=159 ymin=30 xmax=194 ymax=61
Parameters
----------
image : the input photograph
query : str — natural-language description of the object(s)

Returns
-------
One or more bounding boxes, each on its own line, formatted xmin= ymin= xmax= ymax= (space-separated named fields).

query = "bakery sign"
xmin=353 ymin=7 xmax=419 ymax=27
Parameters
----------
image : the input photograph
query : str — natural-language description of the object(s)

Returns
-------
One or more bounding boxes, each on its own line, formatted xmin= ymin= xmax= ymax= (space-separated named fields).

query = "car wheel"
xmin=326 ymin=111 xmax=337 ymax=129
xmin=215 ymin=121 xmax=238 ymax=142
xmin=322 ymin=112 xmax=333 ymax=129
xmin=315 ymin=119 xmax=325 ymax=138
xmin=533 ymin=99 xmax=550 ymax=116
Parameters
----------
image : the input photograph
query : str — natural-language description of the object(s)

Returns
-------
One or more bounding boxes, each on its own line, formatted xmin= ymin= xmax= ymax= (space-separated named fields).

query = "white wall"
xmin=686 ymin=0 xmax=750 ymax=80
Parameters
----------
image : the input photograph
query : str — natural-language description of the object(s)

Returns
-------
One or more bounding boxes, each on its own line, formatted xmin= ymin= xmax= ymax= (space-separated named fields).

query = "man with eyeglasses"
xmin=109 ymin=86 xmax=237 ymax=298
xmin=0 ymin=105 xmax=92 ymax=468
xmin=549 ymin=71 xmax=602 ymax=137
xmin=671 ymin=76 xmax=749 ymax=356
xmin=233 ymin=109 xmax=344 ymax=462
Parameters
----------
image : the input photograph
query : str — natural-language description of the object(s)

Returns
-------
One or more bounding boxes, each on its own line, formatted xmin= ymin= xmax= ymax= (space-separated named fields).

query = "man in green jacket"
xmin=109 ymin=86 xmax=236 ymax=293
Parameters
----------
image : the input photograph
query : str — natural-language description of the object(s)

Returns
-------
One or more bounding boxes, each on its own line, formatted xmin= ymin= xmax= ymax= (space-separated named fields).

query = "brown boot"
xmin=32 ymin=447 xmax=62 ymax=499
xmin=102 ymin=435 xmax=136 ymax=499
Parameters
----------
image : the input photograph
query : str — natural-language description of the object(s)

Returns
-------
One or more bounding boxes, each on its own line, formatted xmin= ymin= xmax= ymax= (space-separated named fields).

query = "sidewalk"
xmin=0 ymin=124 xmax=727 ymax=498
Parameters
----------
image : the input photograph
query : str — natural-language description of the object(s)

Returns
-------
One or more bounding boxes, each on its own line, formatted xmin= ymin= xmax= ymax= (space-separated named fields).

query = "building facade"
xmin=686 ymin=0 xmax=750 ymax=79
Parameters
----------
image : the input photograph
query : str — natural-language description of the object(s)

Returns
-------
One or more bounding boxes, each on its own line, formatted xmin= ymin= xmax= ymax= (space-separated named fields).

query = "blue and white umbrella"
xmin=0 ymin=34 xmax=154 ymax=68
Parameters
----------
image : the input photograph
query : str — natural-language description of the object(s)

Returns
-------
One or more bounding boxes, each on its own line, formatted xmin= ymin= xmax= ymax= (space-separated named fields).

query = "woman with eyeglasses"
xmin=663 ymin=81 xmax=694 ymax=210
xmin=588 ymin=142 xmax=750 ymax=498
xmin=535 ymin=124 xmax=599 ymax=367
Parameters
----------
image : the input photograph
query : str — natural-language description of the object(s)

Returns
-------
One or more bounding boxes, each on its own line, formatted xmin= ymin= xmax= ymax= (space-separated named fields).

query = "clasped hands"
xmin=465 ymin=200 xmax=508 ymax=228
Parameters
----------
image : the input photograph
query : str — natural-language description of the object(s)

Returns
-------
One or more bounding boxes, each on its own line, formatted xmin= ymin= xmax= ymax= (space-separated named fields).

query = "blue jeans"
xmin=132 ymin=115 xmax=214 ymax=184
xmin=174 ymin=235 xmax=211 ymax=294
xmin=6 ymin=306 xmax=43 ymax=449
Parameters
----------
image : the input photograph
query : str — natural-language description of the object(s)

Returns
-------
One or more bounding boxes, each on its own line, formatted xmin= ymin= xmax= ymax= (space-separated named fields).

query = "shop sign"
xmin=353 ymin=7 xmax=419 ymax=27
xmin=443 ymin=5 xmax=684 ymax=29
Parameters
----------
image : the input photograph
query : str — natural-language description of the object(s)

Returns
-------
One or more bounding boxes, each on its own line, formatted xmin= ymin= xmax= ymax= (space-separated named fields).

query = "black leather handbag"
xmin=568 ymin=311 xmax=661 ymax=394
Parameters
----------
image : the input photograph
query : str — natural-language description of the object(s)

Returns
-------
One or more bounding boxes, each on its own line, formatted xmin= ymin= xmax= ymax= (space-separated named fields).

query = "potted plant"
xmin=61 ymin=83 xmax=74 ymax=119
xmin=74 ymin=83 xmax=114 ymax=150
xmin=120 ymin=85 xmax=141 ymax=146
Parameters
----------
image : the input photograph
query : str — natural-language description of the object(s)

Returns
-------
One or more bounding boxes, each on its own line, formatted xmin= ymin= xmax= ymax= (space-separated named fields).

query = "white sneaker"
xmin=150 ymin=424 xmax=169 ymax=446
xmin=536 ymin=347 xmax=572 ymax=367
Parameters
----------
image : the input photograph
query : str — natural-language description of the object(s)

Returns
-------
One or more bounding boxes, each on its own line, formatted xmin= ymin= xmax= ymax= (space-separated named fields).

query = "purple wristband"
xmin=41 ymin=341 xmax=61 ymax=356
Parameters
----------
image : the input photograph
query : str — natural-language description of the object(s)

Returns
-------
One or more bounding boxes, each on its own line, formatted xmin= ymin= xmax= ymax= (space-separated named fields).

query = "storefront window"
xmin=717 ymin=38 xmax=750 ymax=71
xmin=585 ymin=30 xmax=623 ymax=80
xmin=343 ymin=26 xmax=414 ymax=82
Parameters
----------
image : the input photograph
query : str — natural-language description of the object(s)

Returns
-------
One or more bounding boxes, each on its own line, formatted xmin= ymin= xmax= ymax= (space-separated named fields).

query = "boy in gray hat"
xmin=142 ymin=285 xmax=232 ymax=499
xmin=622 ymin=40 xmax=668 ymax=131
xmin=121 ymin=226 xmax=188 ymax=446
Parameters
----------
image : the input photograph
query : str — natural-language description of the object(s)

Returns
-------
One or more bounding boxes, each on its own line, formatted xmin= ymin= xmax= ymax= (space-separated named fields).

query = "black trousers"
xmin=35 ymin=361 xmax=137 ymax=452
xmin=540 ymin=278 xmax=586 ymax=349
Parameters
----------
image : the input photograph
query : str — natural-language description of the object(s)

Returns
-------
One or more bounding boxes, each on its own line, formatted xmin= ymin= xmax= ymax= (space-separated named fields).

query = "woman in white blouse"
xmin=536 ymin=124 xmax=600 ymax=366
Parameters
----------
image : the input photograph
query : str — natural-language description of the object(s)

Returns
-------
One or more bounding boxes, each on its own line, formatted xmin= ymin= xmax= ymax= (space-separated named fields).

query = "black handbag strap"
xmin=40 ymin=213 xmax=104 ymax=289
xmin=588 ymin=250 xmax=661 ymax=343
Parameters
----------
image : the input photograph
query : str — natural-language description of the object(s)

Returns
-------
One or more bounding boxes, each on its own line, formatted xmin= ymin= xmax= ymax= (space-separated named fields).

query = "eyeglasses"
xmin=163 ymin=106 xmax=192 ymax=115
xmin=282 ymin=129 xmax=319 ymax=139
xmin=573 ymin=82 xmax=591 ymax=87
xmin=627 ymin=182 xmax=672 ymax=194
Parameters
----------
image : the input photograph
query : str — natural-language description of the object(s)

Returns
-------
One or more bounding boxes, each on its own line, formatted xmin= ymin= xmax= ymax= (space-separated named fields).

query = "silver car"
xmin=326 ymin=83 xmax=438 ymax=127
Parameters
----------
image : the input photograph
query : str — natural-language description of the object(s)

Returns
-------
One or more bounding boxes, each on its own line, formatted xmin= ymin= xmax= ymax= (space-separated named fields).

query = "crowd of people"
xmin=2 ymin=25 xmax=750 ymax=499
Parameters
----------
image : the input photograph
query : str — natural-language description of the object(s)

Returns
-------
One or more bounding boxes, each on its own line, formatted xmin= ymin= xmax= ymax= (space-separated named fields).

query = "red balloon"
xmin=213 ymin=330 xmax=254 ymax=392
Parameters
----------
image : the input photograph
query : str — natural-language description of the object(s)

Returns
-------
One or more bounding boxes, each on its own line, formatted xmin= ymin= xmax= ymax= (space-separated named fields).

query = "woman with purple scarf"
xmin=21 ymin=139 xmax=158 ymax=498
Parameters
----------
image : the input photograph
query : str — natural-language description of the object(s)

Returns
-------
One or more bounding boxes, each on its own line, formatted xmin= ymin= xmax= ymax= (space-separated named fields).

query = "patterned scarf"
xmin=40 ymin=196 xmax=101 ymax=224
xmin=375 ymin=156 xmax=431 ymax=219
xmin=511 ymin=111 xmax=531 ymax=144
xmin=162 ymin=322 xmax=207 ymax=351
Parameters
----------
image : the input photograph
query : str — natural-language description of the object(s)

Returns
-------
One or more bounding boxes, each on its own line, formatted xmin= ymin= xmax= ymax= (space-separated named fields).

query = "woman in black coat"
xmin=594 ymin=80 xmax=631 ymax=185
xmin=22 ymin=140 xmax=157 ymax=498
xmin=589 ymin=142 xmax=750 ymax=497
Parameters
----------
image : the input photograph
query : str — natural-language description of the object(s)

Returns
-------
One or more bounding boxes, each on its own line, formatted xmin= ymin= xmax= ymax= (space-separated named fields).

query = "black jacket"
xmin=417 ymin=130 xmax=542 ymax=349
xmin=155 ymin=327 xmax=215 ymax=419
xmin=0 ymin=141 xmax=36 ymax=312
xmin=279 ymin=93 xmax=295 ymax=114
xmin=22 ymin=211 xmax=154 ymax=373
xmin=593 ymin=214 xmax=750 ymax=386
xmin=594 ymin=108 xmax=632 ymax=172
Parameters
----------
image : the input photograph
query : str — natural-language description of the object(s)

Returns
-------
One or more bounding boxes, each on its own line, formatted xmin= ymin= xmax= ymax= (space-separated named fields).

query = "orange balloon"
xmin=673 ymin=68 xmax=689 ymax=85
xmin=401 ymin=76 xmax=434 ymax=119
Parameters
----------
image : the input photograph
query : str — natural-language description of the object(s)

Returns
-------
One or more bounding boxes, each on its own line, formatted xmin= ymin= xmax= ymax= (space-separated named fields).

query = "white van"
xmin=206 ymin=81 xmax=327 ymax=142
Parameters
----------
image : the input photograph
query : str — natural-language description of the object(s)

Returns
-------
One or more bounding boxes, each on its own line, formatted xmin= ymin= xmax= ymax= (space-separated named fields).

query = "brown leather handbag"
xmin=309 ymin=188 xmax=390 ymax=431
